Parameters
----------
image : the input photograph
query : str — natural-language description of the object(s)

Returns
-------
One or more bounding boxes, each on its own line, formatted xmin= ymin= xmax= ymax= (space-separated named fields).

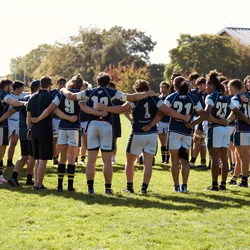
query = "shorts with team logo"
xmin=52 ymin=118 xmax=60 ymax=137
xmin=0 ymin=127 xmax=9 ymax=145
xmin=126 ymin=133 xmax=158 ymax=156
xmin=168 ymin=132 xmax=191 ymax=150
xmin=233 ymin=131 xmax=250 ymax=146
xmin=81 ymin=121 xmax=88 ymax=134
xmin=87 ymin=120 xmax=114 ymax=152
xmin=8 ymin=119 xmax=19 ymax=136
xmin=207 ymin=126 xmax=230 ymax=148
xmin=157 ymin=122 xmax=169 ymax=134
xmin=58 ymin=129 xmax=79 ymax=147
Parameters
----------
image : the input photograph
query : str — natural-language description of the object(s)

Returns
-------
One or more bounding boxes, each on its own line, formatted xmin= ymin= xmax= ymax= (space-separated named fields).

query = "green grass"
xmin=0 ymin=116 xmax=250 ymax=250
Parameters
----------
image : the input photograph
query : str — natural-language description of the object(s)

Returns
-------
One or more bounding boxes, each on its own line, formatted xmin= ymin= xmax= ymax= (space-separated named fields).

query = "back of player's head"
xmin=40 ymin=76 xmax=52 ymax=89
xmin=206 ymin=70 xmax=221 ymax=91
xmin=218 ymin=75 xmax=227 ymax=83
xmin=189 ymin=72 xmax=200 ymax=81
xmin=196 ymin=77 xmax=206 ymax=86
xmin=159 ymin=81 xmax=170 ymax=89
xmin=108 ymin=82 xmax=116 ymax=90
xmin=66 ymin=74 xmax=83 ymax=90
xmin=228 ymin=79 xmax=243 ymax=90
xmin=96 ymin=72 xmax=111 ymax=87
xmin=56 ymin=77 xmax=66 ymax=86
xmin=0 ymin=78 xmax=13 ymax=90
xmin=13 ymin=80 xmax=24 ymax=90
xmin=30 ymin=80 xmax=40 ymax=92
xmin=174 ymin=76 xmax=188 ymax=94
xmin=133 ymin=79 xmax=149 ymax=92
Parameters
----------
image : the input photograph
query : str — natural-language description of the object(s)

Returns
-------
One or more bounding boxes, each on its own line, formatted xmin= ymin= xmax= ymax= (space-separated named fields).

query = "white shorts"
xmin=203 ymin=121 xmax=208 ymax=135
xmin=207 ymin=126 xmax=230 ymax=148
xmin=87 ymin=120 xmax=114 ymax=152
xmin=233 ymin=131 xmax=250 ymax=146
xmin=168 ymin=132 xmax=192 ymax=150
xmin=81 ymin=121 xmax=88 ymax=134
xmin=126 ymin=133 xmax=158 ymax=156
xmin=58 ymin=129 xmax=79 ymax=146
xmin=157 ymin=122 xmax=169 ymax=134
xmin=8 ymin=119 xmax=19 ymax=136
xmin=53 ymin=118 xmax=60 ymax=137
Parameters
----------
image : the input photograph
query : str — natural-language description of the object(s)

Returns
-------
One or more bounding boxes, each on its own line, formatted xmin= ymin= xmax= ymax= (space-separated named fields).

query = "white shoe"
xmin=0 ymin=175 xmax=7 ymax=183
xmin=112 ymin=160 xmax=116 ymax=165
xmin=79 ymin=161 xmax=84 ymax=165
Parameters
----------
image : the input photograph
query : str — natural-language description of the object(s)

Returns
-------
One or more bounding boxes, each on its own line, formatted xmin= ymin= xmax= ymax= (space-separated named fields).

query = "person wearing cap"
xmin=0 ymin=78 xmax=27 ymax=184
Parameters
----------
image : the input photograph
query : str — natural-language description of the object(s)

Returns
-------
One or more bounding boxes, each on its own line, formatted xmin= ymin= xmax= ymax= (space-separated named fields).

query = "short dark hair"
xmin=40 ymin=76 xmax=52 ymax=89
xmin=228 ymin=79 xmax=243 ymax=90
xmin=0 ymin=78 xmax=13 ymax=90
xmin=171 ymin=73 xmax=181 ymax=81
xmin=189 ymin=73 xmax=200 ymax=81
xmin=13 ymin=80 xmax=24 ymax=90
xmin=133 ymin=79 xmax=149 ymax=92
xmin=159 ymin=81 xmax=170 ymax=89
xmin=96 ymin=72 xmax=111 ymax=87
xmin=56 ymin=77 xmax=66 ymax=86
xmin=196 ymin=77 xmax=206 ymax=86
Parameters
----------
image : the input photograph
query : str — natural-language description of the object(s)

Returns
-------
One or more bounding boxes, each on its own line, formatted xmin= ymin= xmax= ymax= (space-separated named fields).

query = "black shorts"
xmin=114 ymin=122 xmax=121 ymax=138
xmin=31 ymin=132 xmax=53 ymax=160
xmin=20 ymin=140 xmax=33 ymax=157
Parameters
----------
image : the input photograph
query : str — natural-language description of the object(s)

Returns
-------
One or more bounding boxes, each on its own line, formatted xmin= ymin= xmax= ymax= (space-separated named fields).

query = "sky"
xmin=0 ymin=0 xmax=250 ymax=77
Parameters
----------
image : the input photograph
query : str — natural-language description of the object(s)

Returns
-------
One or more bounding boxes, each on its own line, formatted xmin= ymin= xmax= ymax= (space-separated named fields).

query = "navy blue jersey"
xmin=225 ymin=95 xmax=235 ymax=127
xmin=50 ymin=88 xmax=60 ymax=119
xmin=190 ymin=88 xmax=206 ymax=116
xmin=53 ymin=89 xmax=81 ymax=130
xmin=130 ymin=96 xmax=163 ymax=134
xmin=205 ymin=91 xmax=230 ymax=128
xmin=158 ymin=95 xmax=170 ymax=123
xmin=0 ymin=90 xmax=11 ymax=127
xmin=229 ymin=93 xmax=250 ymax=132
xmin=76 ymin=86 xmax=124 ymax=124
xmin=165 ymin=92 xmax=202 ymax=136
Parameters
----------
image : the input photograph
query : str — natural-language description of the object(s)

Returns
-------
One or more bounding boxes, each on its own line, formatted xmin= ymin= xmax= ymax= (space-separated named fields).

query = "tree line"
xmin=9 ymin=26 xmax=250 ymax=93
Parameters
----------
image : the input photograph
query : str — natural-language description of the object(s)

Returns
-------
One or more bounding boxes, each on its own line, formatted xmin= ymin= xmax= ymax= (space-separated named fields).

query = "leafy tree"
xmin=164 ymin=34 xmax=250 ymax=81
xmin=147 ymin=64 xmax=166 ymax=93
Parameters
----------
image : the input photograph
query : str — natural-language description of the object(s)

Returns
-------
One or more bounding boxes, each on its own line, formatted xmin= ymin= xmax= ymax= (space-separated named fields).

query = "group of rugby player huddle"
xmin=0 ymin=70 xmax=249 ymax=194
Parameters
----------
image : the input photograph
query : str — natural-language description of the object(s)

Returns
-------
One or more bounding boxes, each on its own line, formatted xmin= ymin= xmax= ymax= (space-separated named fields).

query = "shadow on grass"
xmin=2 ymin=181 xmax=250 ymax=212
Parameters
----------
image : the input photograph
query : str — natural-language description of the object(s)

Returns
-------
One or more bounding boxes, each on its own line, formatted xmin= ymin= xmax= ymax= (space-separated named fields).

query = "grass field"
xmin=0 ymin=116 xmax=250 ymax=250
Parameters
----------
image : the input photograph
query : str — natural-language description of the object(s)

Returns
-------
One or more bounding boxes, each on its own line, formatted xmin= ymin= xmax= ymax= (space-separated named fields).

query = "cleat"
xmin=238 ymin=182 xmax=248 ymax=188
xmin=25 ymin=181 xmax=34 ymax=186
xmin=57 ymin=186 xmax=63 ymax=192
xmin=7 ymin=177 xmax=19 ymax=187
xmin=104 ymin=189 xmax=114 ymax=195
xmin=123 ymin=188 xmax=134 ymax=194
xmin=68 ymin=187 xmax=76 ymax=192
xmin=79 ymin=161 xmax=85 ymax=165
xmin=88 ymin=189 xmax=95 ymax=195
xmin=228 ymin=179 xmax=237 ymax=185
xmin=219 ymin=185 xmax=226 ymax=191
xmin=0 ymin=175 xmax=7 ymax=183
xmin=7 ymin=162 xmax=14 ymax=167
xmin=173 ymin=185 xmax=181 ymax=193
xmin=181 ymin=184 xmax=188 ymax=193
xmin=53 ymin=159 xmax=59 ymax=165
xmin=140 ymin=189 xmax=147 ymax=195
xmin=204 ymin=186 xmax=219 ymax=191
xmin=34 ymin=184 xmax=47 ymax=190
xmin=111 ymin=160 xmax=116 ymax=165
xmin=189 ymin=162 xmax=195 ymax=169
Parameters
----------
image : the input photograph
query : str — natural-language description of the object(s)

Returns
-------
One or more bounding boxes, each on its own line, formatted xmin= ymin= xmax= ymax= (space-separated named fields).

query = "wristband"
xmin=226 ymin=118 xmax=230 ymax=123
